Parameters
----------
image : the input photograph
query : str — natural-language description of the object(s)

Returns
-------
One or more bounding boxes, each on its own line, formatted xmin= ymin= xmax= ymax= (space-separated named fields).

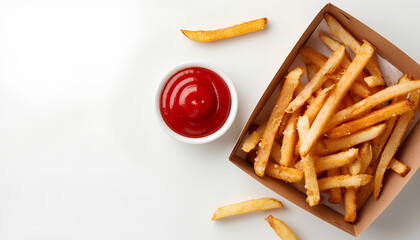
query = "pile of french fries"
xmin=241 ymin=13 xmax=418 ymax=223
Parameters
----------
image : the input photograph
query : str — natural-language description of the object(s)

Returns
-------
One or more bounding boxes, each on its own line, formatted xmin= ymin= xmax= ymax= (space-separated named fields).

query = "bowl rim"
xmin=155 ymin=61 xmax=238 ymax=144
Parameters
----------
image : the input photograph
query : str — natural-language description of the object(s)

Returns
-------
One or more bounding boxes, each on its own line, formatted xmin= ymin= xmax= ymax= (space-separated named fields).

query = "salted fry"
xmin=359 ymin=142 xmax=373 ymax=174
xmin=295 ymin=148 xmax=357 ymax=173
xmin=266 ymin=215 xmax=299 ymax=240
xmin=297 ymin=115 xmax=320 ymax=206
xmin=324 ymin=80 xmax=420 ymax=133
xmin=318 ymin=148 xmax=358 ymax=173
xmin=304 ymin=84 xmax=334 ymax=124
xmin=280 ymin=109 xmax=300 ymax=166
xmin=322 ymin=124 xmax=386 ymax=155
xmin=300 ymin=45 xmax=371 ymax=98
xmin=356 ymin=175 xmax=374 ymax=211
xmin=286 ymin=46 xmax=345 ymax=113
xmin=242 ymin=121 xmax=267 ymax=152
xmin=388 ymin=158 xmax=410 ymax=177
xmin=326 ymin=100 xmax=413 ymax=138
xmin=255 ymin=68 xmax=303 ymax=177
xmin=266 ymin=162 xmax=304 ymax=183
xmin=325 ymin=13 xmax=384 ymax=87
xmin=328 ymin=168 xmax=342 ymax=203
xmin=340 ymin=166 xmax=357 ymax=223
xmin=364 ymin=76 xmax=384 ymax=88
xmin=211 ymin=197 xmax=282 ymax=220
xmin=318 ymin=174 xmax=372 ymax=191
xmin=319 ymin=33 xmax=371 ymax=88
xmin=271 ymin=140 xmax=282 ymax=164
xmin=348 ymin=155 xmax=362 ymax=176
xmin=181 ymin=18 xmax=267 ymax=42
xmin=300 ymin=41 xmax=375 ymax=157
xmin=276 ymin=113 xmax=292 ymax=139
xmin=374 ymin=89 xmax=420 ymax=198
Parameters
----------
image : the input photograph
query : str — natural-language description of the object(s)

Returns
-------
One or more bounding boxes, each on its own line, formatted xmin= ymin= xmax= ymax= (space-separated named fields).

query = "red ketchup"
xmin=160 ymin=67 xmax=231 ymax=138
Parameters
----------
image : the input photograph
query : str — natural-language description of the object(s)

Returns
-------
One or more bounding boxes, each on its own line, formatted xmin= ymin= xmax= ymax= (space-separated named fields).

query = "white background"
xmin=0 ymin=0 xmax=419 ymax=239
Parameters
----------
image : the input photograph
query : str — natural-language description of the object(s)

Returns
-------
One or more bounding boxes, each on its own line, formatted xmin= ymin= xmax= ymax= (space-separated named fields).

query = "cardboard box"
xmin=229 ymin=3 xmax=420 ymax=236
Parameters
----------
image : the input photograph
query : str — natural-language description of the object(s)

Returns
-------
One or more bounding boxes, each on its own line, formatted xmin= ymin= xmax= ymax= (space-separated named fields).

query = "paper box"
xmin=229 ymin=3 xmax=420 ymax=236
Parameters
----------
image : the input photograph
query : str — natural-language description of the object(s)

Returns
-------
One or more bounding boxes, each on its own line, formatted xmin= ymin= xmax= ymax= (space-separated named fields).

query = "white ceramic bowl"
xmin=155 ymin=62 xmax=238 ymax=144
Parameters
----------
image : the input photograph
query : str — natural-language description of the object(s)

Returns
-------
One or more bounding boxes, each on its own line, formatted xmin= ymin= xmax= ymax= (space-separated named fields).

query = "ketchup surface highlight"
xmin=160 ymin=67 xmax=231 ymax=138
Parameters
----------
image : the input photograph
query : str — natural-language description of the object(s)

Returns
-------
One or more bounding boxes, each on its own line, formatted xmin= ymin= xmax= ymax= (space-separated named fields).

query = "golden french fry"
xmin=280 ymin=109 xmax=300 ymax=166
xmin=324 ymin=13 xmax=385 ymax=87
xmin=324 ymin=80 xmax=420 ymax=133
xmin=181 ymin=18 xmax=267 ymax=42
xmin=326 ymin=100 xmax=413 ymax=138
xmin=341 ymin=166 xmax=357 ymax=223
xmin=388 ymin=158 xmax=410 ymax=177
xmin=276 ymin=113 xmax=292 ymax=139
xmin=322 ymin=124 xmax=386 ymax=155
xmin=327 ymin=168 xmax=342 ymax=203
xmin=242 ymin=121 xmax=267 ymax=152
xmin=266 ymin=215 xmax=299 ymax=240
xmin=319 ymin=33 xmax=372 ymax=89
xmin=255 ymin=68 xmax=303 ymax=177
xmin=374 ymin=89 xmax=420 ymax=198
xmin=305 ymin=63 xmax=323 ymax=97
xmin=318 ymin=174 xmax=372 ymax=191
xmin=296 ymin=81 xmax=316 ymax=104
xmin=318 ymin=148 xmax=358 ymax=173
xmin=296 ymin=115 xmax=320 ymax=206
xmin=304 ymin=84 xmax=335 ymax=124
xmin=211 ymin=197 xmax=282 ymax=220
xmin=300 ymin=41 xmax=375 ymax=157
xmin=356 ymin=174 xmax=374 ymax=211
xmin=348 ymin=155 xmax=362 ymax=176
xmin=266 ymin=162 xmax=304 ymax=183
xmin=271 ymin=140 xmax=282 ymax=164
xmin=364 ymin=76 xmax=384 ymax=88
xmin=300 ymin=45 xmax=371 ymax=99
xmin=286 ymin=46 xmax=345 ymax=113
xmin=294 ymin=148 xmax=358 ymax=173
xmin=359 ymin=142 xmax=373 ymax=174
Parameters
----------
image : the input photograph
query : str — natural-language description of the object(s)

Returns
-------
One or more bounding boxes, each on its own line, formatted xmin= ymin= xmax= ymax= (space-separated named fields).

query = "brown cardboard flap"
xmin=229 ymin=3 xmax=420 ymax=237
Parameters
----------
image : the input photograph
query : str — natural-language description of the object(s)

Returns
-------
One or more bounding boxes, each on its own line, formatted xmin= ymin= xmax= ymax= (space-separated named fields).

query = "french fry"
xmin=296 ymin=81 xmax=316 ymax=104
xmin=255 ymin=68 xmax=303 ymax=177
xmin=242 ymin=121 xmax=267 ymax=152
xmin=348 ymin=155 xmax=362 ymax=176
xmin=286 ymin=46 xmax=345 ymax=113
xmin=388 ymin=158 xmax=410 ymax=177
xmin=265 ymin=215 xmax=299 ymax=240
xmin=211 ymin=197 xmax=283 ymax=220
xmin=327 ymin=168 xmax=342 ymax=203
xmin=297 ymin=115 xmax=320 ymax=206
xmin=300 ymin=45 xmax=371 ymax=99
xmin=266 ymin=162 xmax=304 ymax=183
xmin=317 ymin=174 xmax=372 ymax=191
xmin=374 ymin=89 xmax=420 ymax=198
xmin=280 ymin=109 xmax=300 ymax=166
xmin=359 ymin=142 xmax=373 ymax=174
xmin=304 ymin=85 xmax=334 ymax=124
xmin=307 ymin=148 xmax=358 ymax=173
xmin=324 ymin=13 xmax=385 ymax=87
xmin=271 ymin=140 xmax=282 ymax=164
xmin=305 ymin=63 xmax=323 ymax=97
xmin=276 ymin=113 xmax=292 ymax=139
xmin=341 ymin=166 xmax=357 ymax=223
xmin=300 ymin=41 xmax=375 ymax=157
xmin=371 ymin=75 xmax=413 ymax=162
xmin=324 ymin=80 xmax=420 ymax=133
xmin=181 ymin=18 xmax=267 ymax=42
xmin=356 ymin=175 xmax=374 ymax=212
xmin=319 ymin=33 xmax=372 ymax=89
xmin=364 ymin=76 xmax=384 ymax=88
xmin=294 ymin=85 xmax=334 ymax=156
xmin=326 ymin=100 xmax=413 ymax=138
xmin=322 ymin=124 xmax=386 ymax=155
